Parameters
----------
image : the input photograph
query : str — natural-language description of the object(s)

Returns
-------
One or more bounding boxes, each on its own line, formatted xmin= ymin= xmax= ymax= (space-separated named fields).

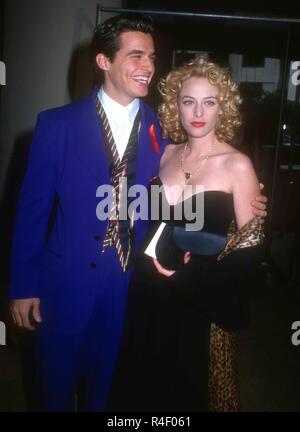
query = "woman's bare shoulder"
xmin=225 ymin=150 xmax=254 ymax=174
xmin=161 ymin=143 xmax=183 ymax=161
xmin=165 ymin=143 xmax=182 ymax=153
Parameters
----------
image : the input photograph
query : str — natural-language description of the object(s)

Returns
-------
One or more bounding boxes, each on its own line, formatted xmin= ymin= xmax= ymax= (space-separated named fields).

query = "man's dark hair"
xmin=92 ymin=14 xmax=154 ymax=62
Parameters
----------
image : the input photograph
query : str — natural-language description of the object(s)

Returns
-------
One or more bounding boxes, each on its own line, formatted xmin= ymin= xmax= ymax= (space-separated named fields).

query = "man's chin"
xmin=139 ymin=90 xmax=149 ymax=97
xmin=132 ymin=84 xmax=150 ymax=98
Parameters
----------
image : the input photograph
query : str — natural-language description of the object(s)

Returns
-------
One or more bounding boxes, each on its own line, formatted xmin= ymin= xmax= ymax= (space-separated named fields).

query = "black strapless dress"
xmin=108 ymin=177 xmax=260 ymax=412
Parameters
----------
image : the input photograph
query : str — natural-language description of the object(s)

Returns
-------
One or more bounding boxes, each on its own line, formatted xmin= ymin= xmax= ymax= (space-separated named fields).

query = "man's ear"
xmin=95 ymin=53 xmax=111 ymax=72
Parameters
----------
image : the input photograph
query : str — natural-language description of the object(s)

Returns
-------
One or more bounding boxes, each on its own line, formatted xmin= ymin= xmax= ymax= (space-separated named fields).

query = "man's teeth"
xmin=133 ymin=76 xmax=150 ymax=84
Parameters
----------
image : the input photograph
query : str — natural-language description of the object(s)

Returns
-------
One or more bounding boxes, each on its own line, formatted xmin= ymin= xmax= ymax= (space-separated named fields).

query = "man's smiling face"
xmin=97 ymin=31 xmax=155 ymax=106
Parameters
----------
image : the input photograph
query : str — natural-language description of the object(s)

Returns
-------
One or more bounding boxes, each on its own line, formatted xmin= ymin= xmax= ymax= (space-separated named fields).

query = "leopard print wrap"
xmin=208 ymin=217 xmax=264 ymax=411
xmin=209 ymin=323 xmax=240 ymax=411
xmin=217 ymin=217 xmax=265 ymax=261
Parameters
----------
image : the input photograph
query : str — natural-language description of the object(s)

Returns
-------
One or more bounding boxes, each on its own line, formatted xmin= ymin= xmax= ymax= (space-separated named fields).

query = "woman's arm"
xmin=228 ymin=152 xmax=261 ymax=229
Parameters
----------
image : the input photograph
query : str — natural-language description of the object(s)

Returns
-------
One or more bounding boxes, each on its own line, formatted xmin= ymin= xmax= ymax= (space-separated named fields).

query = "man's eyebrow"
xmin=127 ymin=49 xmax=143 ymax=55
xmin=127 ymin=49 xmax=156 ymax=56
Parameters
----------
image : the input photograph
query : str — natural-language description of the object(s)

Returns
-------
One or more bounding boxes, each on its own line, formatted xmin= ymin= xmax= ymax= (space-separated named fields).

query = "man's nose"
xmin=142 ymin=57 xmax=154 ymax=74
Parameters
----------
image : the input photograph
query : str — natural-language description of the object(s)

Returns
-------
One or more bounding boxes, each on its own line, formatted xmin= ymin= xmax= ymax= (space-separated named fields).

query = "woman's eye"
xmin=183 ymin=100 xmax=193 ymax=105
xmin=205 ymin=100 xmax=216 ymax=106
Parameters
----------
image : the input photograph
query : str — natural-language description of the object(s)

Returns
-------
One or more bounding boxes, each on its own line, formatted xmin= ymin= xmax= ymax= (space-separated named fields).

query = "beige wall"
xmin=0 ymin=0 xmax=121 ymax=199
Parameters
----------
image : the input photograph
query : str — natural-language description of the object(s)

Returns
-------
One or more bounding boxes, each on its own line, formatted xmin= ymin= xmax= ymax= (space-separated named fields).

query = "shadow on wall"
xmin=0 ymin=131 xmax=34 ymax=289
xmin=0 ymin=130 xmax=38 ymax=412
xmin=0 ymin=39 xmax=97 ymax=289
xmin=67 ymin=41 xmax=97 ymax=102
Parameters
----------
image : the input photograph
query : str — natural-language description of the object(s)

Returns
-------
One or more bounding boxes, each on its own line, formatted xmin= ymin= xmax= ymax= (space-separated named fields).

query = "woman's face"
xmin=178 ymin=76 xmax=221 ymax=139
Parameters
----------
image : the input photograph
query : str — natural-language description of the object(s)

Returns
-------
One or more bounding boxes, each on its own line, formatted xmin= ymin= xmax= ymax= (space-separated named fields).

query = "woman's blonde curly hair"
xmin=158 ymin=57 xmax=242 ymax=143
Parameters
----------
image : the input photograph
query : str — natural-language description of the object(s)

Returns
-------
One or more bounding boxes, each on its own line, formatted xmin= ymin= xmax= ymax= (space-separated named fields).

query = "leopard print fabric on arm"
xmin=208 ymin=217 xmax=264 ymax=412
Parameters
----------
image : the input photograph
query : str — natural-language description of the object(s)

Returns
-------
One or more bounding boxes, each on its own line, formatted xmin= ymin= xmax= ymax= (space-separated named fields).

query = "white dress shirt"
xmin=98 ymin=87 xmax=140 ymax=160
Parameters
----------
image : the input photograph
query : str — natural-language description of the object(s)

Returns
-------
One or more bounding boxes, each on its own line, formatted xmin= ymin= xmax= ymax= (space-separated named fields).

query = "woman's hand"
xmin=153 ymin=252 xmax=191 ymax=277
xmin=153 ymin=258 xmax=175 ymax=277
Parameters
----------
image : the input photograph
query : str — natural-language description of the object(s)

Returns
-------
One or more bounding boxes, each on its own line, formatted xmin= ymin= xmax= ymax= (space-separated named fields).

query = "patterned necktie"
xmin=96 ymin=98 xmax=140 ymax=271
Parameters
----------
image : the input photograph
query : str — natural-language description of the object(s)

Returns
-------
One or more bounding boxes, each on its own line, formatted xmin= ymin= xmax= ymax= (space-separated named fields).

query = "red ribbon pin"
xmin=149 ymin=124 xmax=160 ymax=154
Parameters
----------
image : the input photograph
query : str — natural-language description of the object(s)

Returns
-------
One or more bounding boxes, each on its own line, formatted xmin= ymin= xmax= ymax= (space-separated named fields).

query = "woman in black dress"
xmin=109 ymin=57 xmax=264 ymax=412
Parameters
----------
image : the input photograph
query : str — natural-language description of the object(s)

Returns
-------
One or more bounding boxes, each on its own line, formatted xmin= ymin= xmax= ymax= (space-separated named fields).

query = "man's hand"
xmin=10 ymin=298 xmax=42 ymax=331
xmin=251 ymin=183 xmax=268 ymax=219
xmin=153 ymin=252 xmax=191 ymax=277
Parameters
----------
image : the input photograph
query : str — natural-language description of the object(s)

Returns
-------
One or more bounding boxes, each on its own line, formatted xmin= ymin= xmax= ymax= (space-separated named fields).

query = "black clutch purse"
xmin=155 ymin=224 xmax=227 ymax=270
xmin=172 ymin=226 xmax=227 ymax=255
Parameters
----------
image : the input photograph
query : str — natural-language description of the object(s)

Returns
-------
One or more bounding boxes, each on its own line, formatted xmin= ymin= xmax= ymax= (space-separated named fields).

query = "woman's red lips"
xmin=191 ymin=121 xmax=206 ymax=127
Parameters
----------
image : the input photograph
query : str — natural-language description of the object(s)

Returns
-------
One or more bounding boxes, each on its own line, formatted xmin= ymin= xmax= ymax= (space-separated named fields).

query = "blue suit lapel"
xmin=135 ymin=101 xmax=161 ymax=187
xmin=75 ymin=89 xmax=110 ymax=185
xmin=135 ymin=102 xmax=162 ymax=249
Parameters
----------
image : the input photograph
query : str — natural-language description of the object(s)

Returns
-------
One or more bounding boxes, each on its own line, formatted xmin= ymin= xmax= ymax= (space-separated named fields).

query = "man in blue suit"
xmin=9 ymin=14 xmax=267 ymax=411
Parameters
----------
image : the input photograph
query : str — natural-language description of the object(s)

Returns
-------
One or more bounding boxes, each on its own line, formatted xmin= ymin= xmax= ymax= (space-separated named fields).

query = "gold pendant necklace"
xmin=179 ymin=142 xmax=215 ymax=182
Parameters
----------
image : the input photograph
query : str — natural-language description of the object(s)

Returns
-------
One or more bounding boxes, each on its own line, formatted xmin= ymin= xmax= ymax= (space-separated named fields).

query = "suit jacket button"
xmin=94 ymin=235 xmax=100 ymax=241
xmin=90 ymin=263 xmax=97 ymax=269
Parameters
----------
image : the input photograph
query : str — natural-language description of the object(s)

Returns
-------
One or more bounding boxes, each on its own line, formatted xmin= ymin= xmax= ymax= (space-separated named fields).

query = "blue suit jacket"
xmin=10 ymin=89 xmax=167 ymax=332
